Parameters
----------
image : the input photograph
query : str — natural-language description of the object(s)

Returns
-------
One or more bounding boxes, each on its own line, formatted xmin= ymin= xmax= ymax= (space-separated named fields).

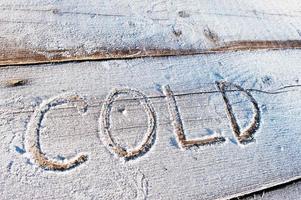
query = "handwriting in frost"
xmin=99 ymin=88 xmax=157 ymax=159
xmin=25 ymin=94 xmax=89 ymax=171
xmin=25 ymin=81 xmax=261 ymax=171
xmin=162 ymin=85 xmax=226 ymax=148
xmin=216 ymin=81 xmax=260 ymax=144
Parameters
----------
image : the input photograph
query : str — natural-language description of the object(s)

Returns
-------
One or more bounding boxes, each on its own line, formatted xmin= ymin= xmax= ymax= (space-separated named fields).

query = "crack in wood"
xmin=3 ymin=84 xmax=300 ymax=116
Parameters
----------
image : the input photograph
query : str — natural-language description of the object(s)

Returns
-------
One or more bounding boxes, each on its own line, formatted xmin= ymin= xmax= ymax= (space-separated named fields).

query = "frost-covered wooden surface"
xmin=1 ymin=0 xmax=301 ymax=65
xmin=243 ymin=180 xmax=301 ymax=200
xmin=0 ymin=50 xmax=300 ymax=199
xmin=1 ymin=0 xmax=301 ymax=199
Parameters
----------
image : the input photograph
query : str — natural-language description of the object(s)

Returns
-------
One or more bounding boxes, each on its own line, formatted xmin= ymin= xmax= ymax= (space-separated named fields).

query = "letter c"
xmin=25 ymin=94 xmax=88 ymax=171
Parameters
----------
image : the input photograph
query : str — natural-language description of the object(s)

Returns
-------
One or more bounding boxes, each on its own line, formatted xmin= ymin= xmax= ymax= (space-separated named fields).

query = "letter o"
xmin=99 ymin=88 xmax=156 ymax=159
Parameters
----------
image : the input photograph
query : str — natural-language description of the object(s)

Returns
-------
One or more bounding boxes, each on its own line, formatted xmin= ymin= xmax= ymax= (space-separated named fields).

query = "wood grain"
xmin=1 ymin=0 xmax=301 ymax=65
xmin=0 ymin=50 xmax=300 ymax=199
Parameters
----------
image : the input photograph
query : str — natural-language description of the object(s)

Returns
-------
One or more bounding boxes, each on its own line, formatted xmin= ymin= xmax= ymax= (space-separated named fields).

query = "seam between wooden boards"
xmin=1 ymin=40 xmax=301 ymax=67
xmin=227 ymin=176 xmax=301 ymax=200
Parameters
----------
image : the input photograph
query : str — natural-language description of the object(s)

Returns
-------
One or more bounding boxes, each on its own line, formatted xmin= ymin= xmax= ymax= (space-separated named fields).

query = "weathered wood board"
xmin=1 ymin=0 xmax=301 ymax=65
xmin=0 ymin=50 xmax=300 ymax=199
xmin=243 ymin=180 xmax=301 ymax=200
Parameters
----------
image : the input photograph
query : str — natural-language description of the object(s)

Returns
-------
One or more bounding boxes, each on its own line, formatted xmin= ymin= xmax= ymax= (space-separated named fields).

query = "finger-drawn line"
xmin=25 ymin=94 xmax=88 ymax=171
xmin=99 ymin=88 xmax=156 ymax=159
xmin=216 ymin=81 xmax=261 ymax=144
xmin=134 ymin=169 xmax=149 ymax=200
xmin=162 ymin=85 xmax=225 ymax=149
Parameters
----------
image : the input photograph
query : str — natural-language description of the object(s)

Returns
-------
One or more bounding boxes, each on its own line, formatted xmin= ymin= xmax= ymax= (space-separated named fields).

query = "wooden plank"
xmin=1 ymin=0 xmax=301 ymax=65
xmin=0 ymin=50 xmax=300 ymax=199
xmin=240 ymin=180 xmax=301 ymax=200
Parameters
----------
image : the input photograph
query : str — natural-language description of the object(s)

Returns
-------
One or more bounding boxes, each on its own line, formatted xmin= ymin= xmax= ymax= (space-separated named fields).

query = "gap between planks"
xmin=1 ymin=40 xmax=301 ymax=66
xmin=228 ymin=176 xmax=301 ymax=200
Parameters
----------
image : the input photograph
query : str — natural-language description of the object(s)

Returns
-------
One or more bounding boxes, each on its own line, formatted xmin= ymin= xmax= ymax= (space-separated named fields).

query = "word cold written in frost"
xmin=25 ymin=81 xmax=261 ymax=171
